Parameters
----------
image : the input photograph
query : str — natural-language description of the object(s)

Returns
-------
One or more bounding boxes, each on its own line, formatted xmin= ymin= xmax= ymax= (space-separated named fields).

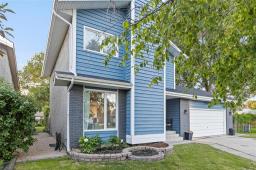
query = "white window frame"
xmin=83 ymin=88 xmax=119 ymax=132
xmin=83 ymin=26 xmax=119 ymax=57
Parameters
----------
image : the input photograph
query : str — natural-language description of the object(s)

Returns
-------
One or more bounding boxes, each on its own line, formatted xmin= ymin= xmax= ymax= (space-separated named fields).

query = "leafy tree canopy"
xmin=0 ymin=3 xmax=14 ymax=37
xmin=19 ymin=53 xmax=49 ymax=112
xmin=103 ymin=0 xmax=256 ymax=109
xmin=0 ymin=79 xmax=36 ymax=160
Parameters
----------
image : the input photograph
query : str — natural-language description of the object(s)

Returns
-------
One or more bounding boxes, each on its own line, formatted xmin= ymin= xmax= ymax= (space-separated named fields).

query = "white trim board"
xmin=83 ymin=26 xmax=119 ymax=58
xmin=130 ymin=0 xmax=136 ymax=141
xmin=54 ymin=73 xmax=132 ymax=89
xmin=126 ymin=134 xmax=165 ymax=144
xmin=72 ymin=9 xmax=77 ymax=75
xmin=166 ymin=91 xmax=213 ymax=102
xmin=163 ymin=62 xmax=167 ymax=141
xmin=82 ymin=88 xmax=119 ymax=132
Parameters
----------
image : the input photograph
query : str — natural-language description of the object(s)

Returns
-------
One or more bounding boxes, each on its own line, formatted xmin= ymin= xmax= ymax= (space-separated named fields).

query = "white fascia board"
xmin=0 ymin=36 xmax=14 ymax=48
xmin=126 ymin=134 xmax=165 ymax=144
xmin=166 ymin=91 xmax=233 ymax=102
xmin=166 ymin=91 xmax=213 ymax=102
xmin=170 ymin=41 xmax=181 ymax=53
xmin=55 ymin=73 xmax=132 ymax=89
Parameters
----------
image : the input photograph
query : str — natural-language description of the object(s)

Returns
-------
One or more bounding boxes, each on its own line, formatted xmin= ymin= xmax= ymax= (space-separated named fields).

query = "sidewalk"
xmin=17 ymin=132 xmax=66 ymax=162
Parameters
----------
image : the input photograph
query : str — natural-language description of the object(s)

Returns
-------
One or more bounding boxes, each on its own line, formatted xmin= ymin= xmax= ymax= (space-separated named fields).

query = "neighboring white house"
xmin=0 ymin=35 xmax=19 ymax=90
xmin=35 ymin=111 xmax=44 ymax=124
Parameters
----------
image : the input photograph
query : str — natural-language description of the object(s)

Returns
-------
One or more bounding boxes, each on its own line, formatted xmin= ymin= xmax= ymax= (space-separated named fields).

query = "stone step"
xmin=166 ymin=133 xmax=180 ymax=138
xmin=166 ymin=136 xmax=184 ymax=142
xmin=166 ymin=131 xmax=177 ymax=135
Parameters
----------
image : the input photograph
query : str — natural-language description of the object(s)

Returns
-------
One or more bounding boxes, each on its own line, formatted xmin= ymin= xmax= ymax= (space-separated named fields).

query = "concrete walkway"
xmin=17 ymin=133 xmax=66 ymax=162
xmin=194 ymin=135 xmax=256 ymax=161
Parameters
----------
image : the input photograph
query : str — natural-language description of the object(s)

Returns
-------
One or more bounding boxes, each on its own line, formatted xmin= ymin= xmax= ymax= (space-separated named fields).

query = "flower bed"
xmin=68 ymin=149 xmax=129 ymax=162
xmin=123 ymin=146 xmax=165 ymax=161
xmin=68 ymin=135 xmax=173 ymax=162
xmin=137 ymin=142 xmax=169 ymax=148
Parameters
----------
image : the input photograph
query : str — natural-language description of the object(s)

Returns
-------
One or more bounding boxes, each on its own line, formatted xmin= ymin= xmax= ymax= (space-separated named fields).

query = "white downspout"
xmin=53 ymin=8 xmax=75 ymax=152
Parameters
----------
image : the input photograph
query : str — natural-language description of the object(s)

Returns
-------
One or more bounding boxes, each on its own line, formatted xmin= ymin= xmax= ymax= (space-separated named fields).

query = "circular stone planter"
xmin=68 ymin=149 xmax=128 ymax=162
xmin=68 ymin=144 xmax=173 ymax=162
xmin=123 ymin=146 xmax=165 ymax=161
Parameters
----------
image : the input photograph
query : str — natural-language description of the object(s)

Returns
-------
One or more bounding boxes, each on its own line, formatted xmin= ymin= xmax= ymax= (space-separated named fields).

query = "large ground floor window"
xmin=84 ymin=89 xmax=117 ymax=131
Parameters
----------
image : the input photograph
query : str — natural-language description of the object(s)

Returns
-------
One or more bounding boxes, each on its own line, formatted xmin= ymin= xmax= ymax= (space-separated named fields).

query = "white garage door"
xmin=190 ymin=104 xmax=226 ymax=137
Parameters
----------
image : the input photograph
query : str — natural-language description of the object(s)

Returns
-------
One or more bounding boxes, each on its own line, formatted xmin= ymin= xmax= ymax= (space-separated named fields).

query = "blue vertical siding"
xmin=84 ymin=130 xmax=117 ymax=141
xmin=166 ymin=55 xmax=175 ymax=89
xmin=190 ymin=101 xmax=224 ymax=110
xmin=76 ymin=9 xmax=129 ymax=81
xmin=166 ymin=99 xmax=180 ymax=133
xmin=134 ymin=0 xmax=164 ymax=135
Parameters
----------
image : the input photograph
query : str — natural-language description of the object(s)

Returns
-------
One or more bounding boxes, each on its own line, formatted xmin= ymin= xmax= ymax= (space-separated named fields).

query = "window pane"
xmin=102 ymin=34 xmax=112 ymax=54
xmin=107 ymin=93 xmax=116 ymax=128
xmin=84 ymin=28 xmax=101 ymax=52
xmin=84 ymin=91 xmax=104 ymax=130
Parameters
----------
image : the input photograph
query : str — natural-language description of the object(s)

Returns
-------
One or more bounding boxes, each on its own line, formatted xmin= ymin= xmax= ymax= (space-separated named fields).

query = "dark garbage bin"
xmin=184 ymin=131 xmax=193 ymax=140
xmin=229 ymin=128 xmax=235 ymax=136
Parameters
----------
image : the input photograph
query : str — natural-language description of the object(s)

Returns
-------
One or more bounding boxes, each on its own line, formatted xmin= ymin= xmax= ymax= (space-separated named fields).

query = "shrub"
xmin=108 ymin=136 xmax=122 ymax=146
xmin=108 ymin=136 xmax=127 ymax=149
xmin=0 ymin=80 xmax=36 ymax=160
xmin=79 ymin=136 xmax=102 ymax=154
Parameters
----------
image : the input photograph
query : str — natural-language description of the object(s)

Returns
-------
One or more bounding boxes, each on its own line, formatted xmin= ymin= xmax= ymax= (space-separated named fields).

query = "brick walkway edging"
xmin=68 ymin=145 xmax=173 ymax=162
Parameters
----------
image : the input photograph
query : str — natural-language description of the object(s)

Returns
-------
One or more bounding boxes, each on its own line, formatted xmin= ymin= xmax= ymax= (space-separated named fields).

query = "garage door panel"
xmin=190 ymin=108 xmax=226 ymax=137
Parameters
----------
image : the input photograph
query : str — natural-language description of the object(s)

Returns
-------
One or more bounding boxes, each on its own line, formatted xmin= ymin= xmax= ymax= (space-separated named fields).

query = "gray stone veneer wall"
xmin=69 ymin=85 xmax=84 ymax=148
xmin=118 ymin=90 xmax=127 ymax=141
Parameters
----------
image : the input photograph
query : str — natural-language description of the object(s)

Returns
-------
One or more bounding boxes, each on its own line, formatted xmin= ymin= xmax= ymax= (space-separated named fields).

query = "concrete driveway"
xmin=194 ymin=135 xmax=256 ymax=161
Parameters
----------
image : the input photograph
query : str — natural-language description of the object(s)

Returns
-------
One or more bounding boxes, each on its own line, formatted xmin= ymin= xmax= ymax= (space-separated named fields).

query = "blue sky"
xmin=5 ymin=0 xmax=52 ymax=70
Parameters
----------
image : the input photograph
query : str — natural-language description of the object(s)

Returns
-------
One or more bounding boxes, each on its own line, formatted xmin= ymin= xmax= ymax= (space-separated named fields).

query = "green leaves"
xmin=0 ymin=80 xmax=36 ymax=160
xmin=0 ymin=3 xmax=14 ymax=38
xmin=19 ymin=53 xmax=49 ymax=112
xmin=102 ymin=0 xmax=256 ymax=109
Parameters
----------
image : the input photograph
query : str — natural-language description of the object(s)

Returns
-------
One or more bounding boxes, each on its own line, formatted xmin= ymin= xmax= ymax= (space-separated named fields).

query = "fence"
xmin=234 ymin=114 xmax=256 ymax=134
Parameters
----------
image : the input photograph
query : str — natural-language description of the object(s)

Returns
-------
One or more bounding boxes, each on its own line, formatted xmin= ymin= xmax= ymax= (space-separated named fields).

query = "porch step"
xmin=166 ymin=130 xmax=184 ymax=142
xmin=166 ymin=136 xmax=184 ymax=142
xmin=166 ymin=131 xmax=177 ymax=135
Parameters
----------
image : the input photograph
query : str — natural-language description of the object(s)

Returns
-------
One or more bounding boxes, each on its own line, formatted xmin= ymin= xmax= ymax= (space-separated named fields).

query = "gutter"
xmin=54 ymin=73 xmax=132 ymax=89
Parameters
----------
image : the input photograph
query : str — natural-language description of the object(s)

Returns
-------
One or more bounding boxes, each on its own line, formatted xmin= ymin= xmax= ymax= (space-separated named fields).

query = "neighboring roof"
xmin=167 ymin=85 xmax=212 ymax=97
xmin=42 ymin=0 xmax=131 ymax=77
xmin=166 ymin=86 xmax=213 ymax=101
xmin=54 ymin=71 xmax=132 ymax=89
xmin=0 ymin=36 xmax=19 ymax=90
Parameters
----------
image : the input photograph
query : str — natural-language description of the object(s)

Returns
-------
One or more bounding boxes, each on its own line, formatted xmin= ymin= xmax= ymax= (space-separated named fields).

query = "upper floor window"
xmin=83 ymin=26 xmax=118 ymax=57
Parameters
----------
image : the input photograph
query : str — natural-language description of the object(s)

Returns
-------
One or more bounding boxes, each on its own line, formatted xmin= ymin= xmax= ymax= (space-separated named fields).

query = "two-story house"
xmin=42 ymin=0 xmax=233 ymax=151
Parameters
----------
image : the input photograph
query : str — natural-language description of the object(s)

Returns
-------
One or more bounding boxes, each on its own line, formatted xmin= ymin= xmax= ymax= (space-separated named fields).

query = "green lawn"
xmin=15 ymin=144 xmax=256 ymax=170
xmin=35 ymin=126 xmax=45 ymax=133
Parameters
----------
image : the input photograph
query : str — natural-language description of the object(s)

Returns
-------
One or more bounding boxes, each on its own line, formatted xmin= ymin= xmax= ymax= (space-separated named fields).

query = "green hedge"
xmin=0 ymin=80 xmax=36 ymax=160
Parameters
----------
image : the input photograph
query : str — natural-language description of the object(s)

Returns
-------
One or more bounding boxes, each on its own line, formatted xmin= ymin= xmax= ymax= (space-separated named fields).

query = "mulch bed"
xmin=94 ymin=147 xmax=123 ymax=154
xmin=135 ymin=142 xmax=169 ymax=148
xmin=131 ymin=149 xmax=159 ymax=156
